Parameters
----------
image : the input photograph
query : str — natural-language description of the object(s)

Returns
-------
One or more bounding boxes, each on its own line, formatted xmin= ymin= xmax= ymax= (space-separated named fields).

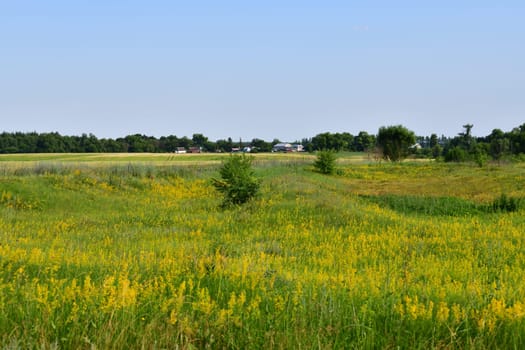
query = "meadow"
xmin=1 ymin=153 xmax=525 ymax=349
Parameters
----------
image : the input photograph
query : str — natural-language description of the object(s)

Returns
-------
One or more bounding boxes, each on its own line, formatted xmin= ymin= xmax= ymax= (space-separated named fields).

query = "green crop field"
xmin=1 ymin=153 xmax=525 ymax=349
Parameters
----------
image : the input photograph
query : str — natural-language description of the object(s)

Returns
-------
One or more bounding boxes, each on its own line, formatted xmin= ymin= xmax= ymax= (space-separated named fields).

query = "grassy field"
xmin=1 ymin=153 xmax=525 ymax=349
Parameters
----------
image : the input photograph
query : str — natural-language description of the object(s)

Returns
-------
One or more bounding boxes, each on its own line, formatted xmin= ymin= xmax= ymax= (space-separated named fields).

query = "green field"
xmin=1 ymin=153 xmax=525 ymax=349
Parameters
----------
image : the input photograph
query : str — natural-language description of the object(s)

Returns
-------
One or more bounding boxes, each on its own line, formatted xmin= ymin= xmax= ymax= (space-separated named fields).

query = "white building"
xmin=272 ymin=143 xmax=293 ymax=152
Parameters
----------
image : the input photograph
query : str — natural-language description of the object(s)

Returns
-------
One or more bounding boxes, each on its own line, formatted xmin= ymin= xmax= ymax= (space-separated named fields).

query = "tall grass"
xmin=1 ymin=159 xmax=525 ymax=348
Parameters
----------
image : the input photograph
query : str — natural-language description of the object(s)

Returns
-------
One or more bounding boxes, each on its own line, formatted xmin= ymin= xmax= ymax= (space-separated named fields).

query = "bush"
xmin=490 ymin=194 xmax=522 ymax=213
xmin=313 ymin=150 xmax=337 ymax=175
xmin=444 ymin=147 xmax=467 ymax=162
xmin=212 ymin=154 xmax=260 ymax=206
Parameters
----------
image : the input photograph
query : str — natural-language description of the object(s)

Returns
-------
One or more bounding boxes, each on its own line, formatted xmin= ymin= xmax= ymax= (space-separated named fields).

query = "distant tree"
xmin=488 ymin=129 xmax=509 ymax=161
xmin=192 ymin=133 xmax=215 ymax=152
xmin=509 ymin=124 xmax=525 ymax=155
xmin=0 ymin=132 xmax=18 ymax=153
xmin=13 ymin=132 xmax=37 ymax=153
xmin=338 ymin=132 xmax=354 ymax=151
xmin=472 ymin=143 xmax=489 ymax=167
xmin=159 ymin=135 xmax=180 ymax=152
xmin=192 ymin=133 xmax=206 ymax=145
xmin=311 ymin=132 xmax=330 ymax=151
xmin=429 ymin=133 xmax=439 ymax=148
xmin=431 ymin=144 xmax=443 ymax=159
xmin=444 ymin=146 xmax=467 ymax=162
xmin=250 ymin=138 xmax=272 ymax=152
xmin=77 ymin=133 xmax=102 ymax=152
xmin=36 ymin=132 xmax=65 ymax=152
xmin=178 ymin=136 xmax=192 ymax=149
xmin=376 ymin=125 xmax=416 ymax=161
xmin=215 ymin=139 xmax=232 ymax=153
xmin=101 ymin=138 xmax=125 ymax=152
xmin=458 ymin=124 xmax=475 ymax=151
xmin=353 ymin=131 xmax=375 ymax=152
xmin=301 ymin=138 xmax=313 ymax=152
xmin=225 ymin=137 xmax=234 ymax=151
xmin=123 ymin=134 xmax=157 ymax=152
xmin=311 ymin=132 xmax=354 ymax=152
xmin=460 ymin=124 xmax=474 ymax=139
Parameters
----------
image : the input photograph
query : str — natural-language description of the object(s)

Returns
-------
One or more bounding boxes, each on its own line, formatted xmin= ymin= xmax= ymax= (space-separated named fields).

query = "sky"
xmin=1 ymin=1 xmax=524 ymax=141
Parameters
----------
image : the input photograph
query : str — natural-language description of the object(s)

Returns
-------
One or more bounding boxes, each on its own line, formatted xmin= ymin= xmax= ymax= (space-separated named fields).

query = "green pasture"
xmin=1 ymin=154 xmax=525 ymax=349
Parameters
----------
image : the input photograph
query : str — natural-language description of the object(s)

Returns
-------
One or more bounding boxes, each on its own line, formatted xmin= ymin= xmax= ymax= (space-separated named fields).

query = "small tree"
xmin=431 ymin=144 xmax=443 ymax=159
xmin=313 ymin=150 xmax=337 ymax=174
xmin=444 ymin=146 xmax=467 ymax=162
xmin=376 ymin=125 xmax=416 ymax=161
xmin=212 ymin=154 xmax=260 ymax=206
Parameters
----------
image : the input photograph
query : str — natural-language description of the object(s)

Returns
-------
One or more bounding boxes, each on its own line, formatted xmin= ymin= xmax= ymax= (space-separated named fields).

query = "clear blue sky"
xmin=1 ymin=1 xmax=524 ymax=141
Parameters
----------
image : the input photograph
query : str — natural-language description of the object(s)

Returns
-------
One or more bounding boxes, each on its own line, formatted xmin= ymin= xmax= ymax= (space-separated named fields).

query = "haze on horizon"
xmin=1 ymin=1 xmax=524 ymax=141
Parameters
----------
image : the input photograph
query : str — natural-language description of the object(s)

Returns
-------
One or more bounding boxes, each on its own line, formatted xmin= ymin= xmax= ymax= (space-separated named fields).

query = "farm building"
xmin=272 ymin=143 xmax=293 ymax=152
xmin=292 ymin=144 xmax=304 ymax=152
xmin=272 ymin=143 xmax=304 ymax=152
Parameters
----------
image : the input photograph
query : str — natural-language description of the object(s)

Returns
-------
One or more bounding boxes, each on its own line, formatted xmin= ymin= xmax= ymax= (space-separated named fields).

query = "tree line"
xmin=0 ymin=131 xmax=376 ymax=154
xmin=374 ymin=123 xmax=525 ymax=163
xmin=1 ymin=123 xmax=525 ymax=162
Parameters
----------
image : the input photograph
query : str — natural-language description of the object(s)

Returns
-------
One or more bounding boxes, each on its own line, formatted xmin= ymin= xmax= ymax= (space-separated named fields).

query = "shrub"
xmin=444 ymin=147 xmax=467 ymax=162
xmin=313 ymin=150 xmax=337 ymax=175
xmin=490 ymin=194 xmax=522 ymax=213
xmin=212 ymin=154 xmax=260 ymax=206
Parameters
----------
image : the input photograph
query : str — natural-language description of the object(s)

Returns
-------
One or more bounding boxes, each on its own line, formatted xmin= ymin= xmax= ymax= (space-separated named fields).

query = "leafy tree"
xmin=215 ymin=139 xmax=232 ymax=153
xmin=353 ymin=131 xmax=376 ymax=152
xmin=339 ymin=132 xmax=354 ymax=151
xmin=444 ymin=146 xmax=467 ymax=162
xmin=429 ymin=133 xmax=439 ymax=148
xmin=473 ymin=143 xmax=488 ymax=167
xmin=300 ymin=138 xmax=313 ymax=152
xmin=192 ymin=133 xmax=207 ymax=146
xmin=431 ymin=144 xmax=443 ymax=159
xmin=311 ymin=133 xmax=330 ymax=151
xmin=78 ymin=133 xmax=102 ymax=152
xmin=192 ymin=133 xmax=215 ymax=152
xmin=159 ymin=135 xmax=181 ymax=152
xmin=313 ymin=150 xmax=337 ymax=174
xmin=123 ymin=134 xmax=157 ymax=152
xmin=459 ymin=124 xmax=474 ymax=147
xmin=36 ymin=132 xmax=65 ymax=152
xmin=376 ymin=125 xmax=416 ymax=161
xmin=488 ymin=129 xmax=509 ymax=161
xmin=177 ymin=136 xmax=192 ymax=149
xmin=212 ymin=154 xmax=260 ymax=206
xmin=509 ymin=124 xmax=525 ymax=155
xmin=250 ymin=138 xmax=272 ymax=152
xmin=311 ymin=132 xmax=354 ymax=152
xmin=101 ymin=138 xmax=125 ymax=152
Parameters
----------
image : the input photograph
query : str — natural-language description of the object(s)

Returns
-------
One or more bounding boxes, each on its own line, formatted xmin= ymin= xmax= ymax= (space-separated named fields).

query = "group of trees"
xmin=2 ymin=123 xmax=525 ymax=163
xmin=0 ymin=130 xmax=378 ymax=154
xmin=0 ymin=131 xmax=375 ymax=154
xmin=302 ymin=131 xmax=376 ymax=153
xmin=375 ymin=123 xmax=525 ymax=163
xmin=440 ymin=124 xmax=525 ymax=164
xmin=0 ymin=132 xmax=218 ymax=154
